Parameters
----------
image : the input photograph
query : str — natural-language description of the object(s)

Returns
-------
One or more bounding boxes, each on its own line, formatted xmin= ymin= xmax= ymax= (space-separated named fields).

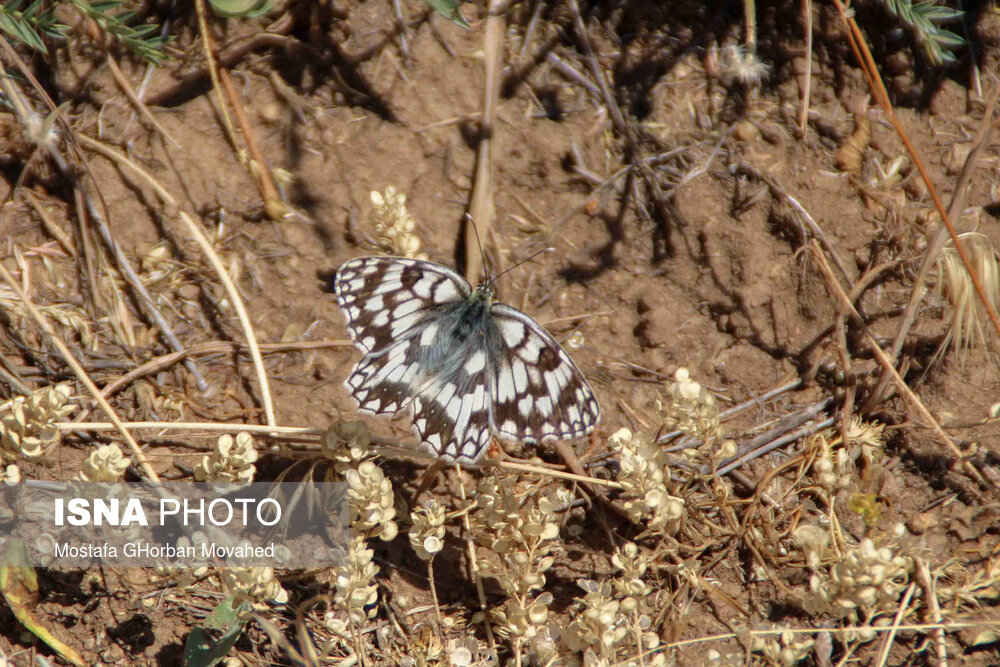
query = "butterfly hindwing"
xmin=345 ymin=337 xmax=419 ymax=415
xmin=409 ymin=367 xmax=493 ymax=463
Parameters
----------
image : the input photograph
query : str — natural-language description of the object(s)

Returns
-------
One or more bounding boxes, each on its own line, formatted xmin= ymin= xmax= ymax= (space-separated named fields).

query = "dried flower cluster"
xmin=322 ymin=420 xmax=392 ymax=629
xmin=334 ymin=535 xmax=380 ymax=624
xmin=564 ymin=543 xmax=666 ymax=666
xmin=370 ymin=186 xmax=427 ymax=259
xmin=809 ymin=433 xmax=850 ymax=492
xmin=809 ymin=416 xmax=887 ymax=492
xmin=220 ymin=565 xmax=288 ymax=605
xmin=322 ymin=420 xmax=373 ymax=473
xmin=609 ymin=428 xmax=685 ymax=535
xmin=795 ymin=525 xmax=912 ymax=623
xmin=654 ymin=368 xmax=735 ymax=461
xmin=2 ymin=463 xmax=20 ymax=485
xmin=750 ymin=628 xmax=815 ymax=666
xmin=194 ymin=433 xmax=257 ymax=484
xmin=472 ymin=472 xmax=562 ymax=640
xmin=937 ymin=557 xmax=1000 ymax=610
xmin=563 ymin=579 xmax=628 ymax=658
xmin=843 ymin=415 xmax=886 ymax=468
xmin=347 ymin=461 xmax=398 ymax=541
xmin=78 ymin=443 xmax=130 ymax=482
xmin=409 ymin=498 xmax=446 ymax=561
xmin=0 ymin=384 xmax=73 ymax=460
xmin=705 ymin=649 xmax=744 ymax=666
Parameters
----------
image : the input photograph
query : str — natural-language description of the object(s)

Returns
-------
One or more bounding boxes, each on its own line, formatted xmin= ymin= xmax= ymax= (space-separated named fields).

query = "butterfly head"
xmin=473 ymin=281 xmax=496 ymax=305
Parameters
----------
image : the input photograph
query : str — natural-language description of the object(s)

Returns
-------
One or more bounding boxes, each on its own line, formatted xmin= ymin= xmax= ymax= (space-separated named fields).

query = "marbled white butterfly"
xmin=334 ymin=256 xmax=601 ymax=463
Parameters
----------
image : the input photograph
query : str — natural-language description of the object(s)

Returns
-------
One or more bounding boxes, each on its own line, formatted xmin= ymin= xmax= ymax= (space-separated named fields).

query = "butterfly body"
xmin=335 ymin=256 xmax=600 ymax=463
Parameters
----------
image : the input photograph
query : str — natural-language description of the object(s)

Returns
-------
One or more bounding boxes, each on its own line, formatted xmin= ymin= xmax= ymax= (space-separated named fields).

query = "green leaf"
xmin=183 ymin=596 xmax=251 ymax=667
xmin=932 ymin=29 xmax=966 ymax=48
xmin=0 ymin=13 xmax=46 ymax=53
xmin=920 ymin=5 xmax=962 ymax=21
xmin=421 ymin=0 xmax=471 ymax=29
xmin=207 ymin=0 xmax=275 ymax=18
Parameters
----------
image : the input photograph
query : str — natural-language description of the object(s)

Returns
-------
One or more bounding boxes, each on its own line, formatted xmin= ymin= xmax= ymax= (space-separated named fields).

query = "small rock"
xmin=906 ymin=511 xmax=938 ymax=535
xmin=177 ymin=284 xmax=199 ymax=301
xmin=733 ymin=119 xmax=760 ymax=142
xmin=259 ymin=101 xmax=283 ymax=124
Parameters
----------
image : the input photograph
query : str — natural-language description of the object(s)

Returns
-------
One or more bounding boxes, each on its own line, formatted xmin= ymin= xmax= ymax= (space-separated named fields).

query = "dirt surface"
xmin=0 ymin=1 xmax=998 ymax=665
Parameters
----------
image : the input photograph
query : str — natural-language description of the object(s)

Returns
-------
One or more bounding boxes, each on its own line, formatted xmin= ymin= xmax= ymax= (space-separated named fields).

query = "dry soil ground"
xmin=0 ymin=1 xmax=998 ymax=666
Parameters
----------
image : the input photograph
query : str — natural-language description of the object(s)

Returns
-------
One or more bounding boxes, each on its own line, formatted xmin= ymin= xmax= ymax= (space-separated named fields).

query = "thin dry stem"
xmin=809 ymin=241 xmax=993 ymax=493
xmin=193 ymin=0 xmax=237 ymax=148
xmin=217 ymin=66 xmax=282 ymax=216
xmin=915 ymin=559 xmax=949 ymax=667
xmin=0 ymin=54 xmax=208 ymax=391
xmin=105 ymin=54 xmax=179 ymax=148
xmin=427 ymin=559 xmax=443 ymax=629
xmin=799 ymin=0 xmax=813 ymax=135
xmin=24 ymin=191 xmax=76 ymax=257
xmin=874 ymin=582 xmax=916 ymax=667
xmin=866 ymin=82 xmax=1000 ymax=410
xmin=733 ymin=160 xmax=852 ymax=283
xmin=455 ymin=464 xmax=499 ymax=657
xmin=95 ymin=340 xmax=351 ymax=404
xmin=830 ymin=0 xmax=1000 ymax=405
xmin=57 ymin=420 xmax=623 ymax=487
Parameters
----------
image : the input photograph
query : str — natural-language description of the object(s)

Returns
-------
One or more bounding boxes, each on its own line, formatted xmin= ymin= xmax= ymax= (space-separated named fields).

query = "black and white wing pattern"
xmin=334 ymin=256 xmax=601 ymax=464
xmin=488 ymin=304 xmax=601 ymax=444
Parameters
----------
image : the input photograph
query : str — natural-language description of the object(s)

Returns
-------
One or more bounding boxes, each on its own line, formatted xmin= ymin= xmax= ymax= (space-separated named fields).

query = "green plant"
xmin=1 ymin=1 xmax=167 ymax=64
xmin=879 ymin=0 xmax=964 ymax=65
xmin=69 ymin=0 xmax=167 ymax=64
xmin=0 ymin=1 xmax=66 ymax=54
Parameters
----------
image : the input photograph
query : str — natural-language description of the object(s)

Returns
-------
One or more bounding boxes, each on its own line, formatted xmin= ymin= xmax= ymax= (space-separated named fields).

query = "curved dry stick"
xmin=0 ymin=261 xmax=160 ymax=482
xmin=73 ymin=339 xmax=352 ymax=422
xmin=875 ymin=583 xmax=917 ymax=667
xmin=105 ymin=55 xmax=180 ymax=148
xmin=57 ymin=420 xmax=623 ymax=488
xmin=798 ymin=0 xmax=813 ymax=135
xmin=217 ymin=66 xmax=282 ymax=215
xmin=75 ymin=134 xmax=277 ymax=427
xmin=193 ymin=0 xmax=283 ymax=214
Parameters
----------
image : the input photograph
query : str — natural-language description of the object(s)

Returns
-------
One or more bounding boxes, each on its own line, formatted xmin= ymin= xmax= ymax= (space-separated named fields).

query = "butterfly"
xmin=334 ymin=256 xmax=601 ymax=463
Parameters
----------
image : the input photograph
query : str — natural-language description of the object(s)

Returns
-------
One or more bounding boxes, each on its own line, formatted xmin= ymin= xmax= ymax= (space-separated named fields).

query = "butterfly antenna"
xmin=486 ymin=247 xmax=554 ymax=288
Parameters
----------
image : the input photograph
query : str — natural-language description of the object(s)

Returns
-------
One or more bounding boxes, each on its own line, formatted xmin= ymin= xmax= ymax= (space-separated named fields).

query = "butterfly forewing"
xmin=489 ymin=304 xmax=601 ymax=443
xmin=334 ymin=256 xmax=601 ymax=464
xmin=335 ymin=256 xmax=471 ymax=354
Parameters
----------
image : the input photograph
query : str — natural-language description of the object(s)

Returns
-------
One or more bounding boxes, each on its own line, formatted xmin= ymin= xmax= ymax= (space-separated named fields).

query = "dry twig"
xmin=465 ymin=0 xmax=509 ymax=283
xmin=0 ymin=49 xmax=209 ymax=392
xmin=830 ymin=0 xmax=1000 ymax=407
